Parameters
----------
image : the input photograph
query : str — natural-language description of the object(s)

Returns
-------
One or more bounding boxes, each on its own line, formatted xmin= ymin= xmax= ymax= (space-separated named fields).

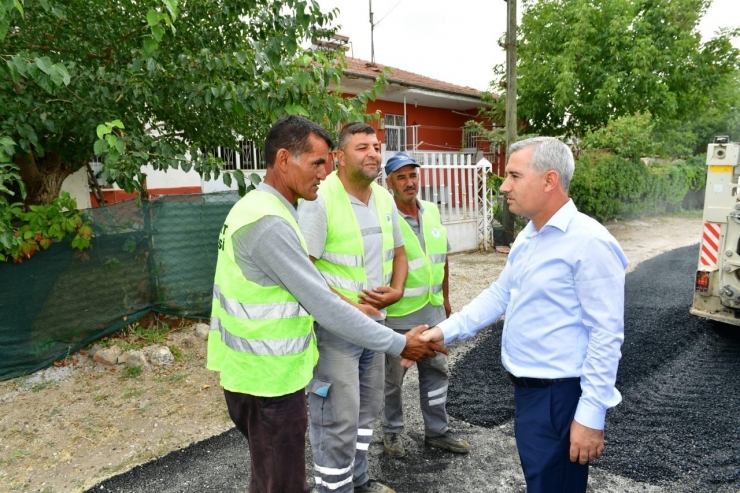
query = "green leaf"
xmin=151 ymin=24 xmax=164 ymax=42
xmin=143 ymin=37 xmax=158 ymax=55
xmin=222 ymin=172 xmax=232 ymax=187
xmin=93 ymin=139 xmax=108 ymax=155
xmin=13 ymin=0 xmax=24 ymax=17
xmin=50 ymin=6 xmax=65 ymax=19
xmin=0 ymin=5 xmax=10 ymax=43
xmin=35 ymin=56 xmax=54 ymax=75
xmin=5 ymin=59 xmax=20 ymax=84
xmin=233 ymin=170 xmax=245 ymax=191
xmin=162 ymin=0 xmax=178 ymax=21
xmin=96 ymin=124 xmax=108 ymax=139
xmin=53 ymin=64 xmax=71 ymax=86
xmin=146 ymin=10 xmax=162 ymax=27
xmin=285 ymin=104 xmax=309 ymax=116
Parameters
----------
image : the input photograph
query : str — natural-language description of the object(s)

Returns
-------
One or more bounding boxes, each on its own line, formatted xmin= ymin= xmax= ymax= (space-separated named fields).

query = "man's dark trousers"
xmin=513 ymin=379 xmax=589 ymax=493
xmin=224 ymin=388 xmax=310 ymax=493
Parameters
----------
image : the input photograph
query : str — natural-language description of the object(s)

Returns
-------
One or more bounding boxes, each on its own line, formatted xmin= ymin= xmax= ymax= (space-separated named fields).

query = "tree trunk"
xmin=15 ymin=151 xmax=74 ymax=206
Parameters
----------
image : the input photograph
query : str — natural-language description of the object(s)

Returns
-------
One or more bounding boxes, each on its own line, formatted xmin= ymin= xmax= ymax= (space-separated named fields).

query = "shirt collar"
xmin=398 ymin=198 xmax=423 ymax=220
xmin=522 ymin=199 xmax=577 ymax=238
xmin=543 ymin=198 xmax=577 ymax=233
xmin=256 ymin=183 xmax=299 ymax=221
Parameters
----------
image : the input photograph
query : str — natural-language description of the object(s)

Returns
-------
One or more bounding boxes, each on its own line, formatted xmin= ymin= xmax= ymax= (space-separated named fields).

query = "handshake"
xmin=399 ymin=325 xmax=446 ymax=367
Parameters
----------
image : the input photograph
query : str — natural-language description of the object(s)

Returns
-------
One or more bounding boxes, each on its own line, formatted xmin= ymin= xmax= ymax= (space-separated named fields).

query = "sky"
xmin=317 ymin=0 xmax=740 ymax=92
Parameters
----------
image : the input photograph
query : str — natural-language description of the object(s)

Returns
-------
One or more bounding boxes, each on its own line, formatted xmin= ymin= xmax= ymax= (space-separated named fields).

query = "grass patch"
xmin=154 ymin=373 xmax=187 ymax=383
xmin=122 ymin=387 xmax=145 ymax=399
xmin=118 ymin=322 xmax=170 ymax=351
xmin=169 ymin=345 xmax=183 ymax=362
xmin=1 ymin=450 xmax=31 ymax=465
xmin=120 ymin=365 xmax=143 ymax=380
xmin=30 ymin=382 xmax=49 ymax=393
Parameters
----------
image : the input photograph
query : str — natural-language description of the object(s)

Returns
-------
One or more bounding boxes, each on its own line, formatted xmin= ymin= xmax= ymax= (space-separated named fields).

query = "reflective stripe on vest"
xmin=213 ymin=285 xmax=309 ymax=320
xmin=314 ymin=172 xmax=396 ymax=303
xmin=207 ymin=189 xmax=317 ymax=397
xmin=386 ymin=200 xmax=448 ymax=317
xmin=210 ymin=317 xmax=312 ymax=356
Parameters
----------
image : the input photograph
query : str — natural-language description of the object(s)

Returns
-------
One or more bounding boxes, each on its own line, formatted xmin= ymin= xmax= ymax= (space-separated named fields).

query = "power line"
xmin=374 ymin=0 xmax=404 ymax=26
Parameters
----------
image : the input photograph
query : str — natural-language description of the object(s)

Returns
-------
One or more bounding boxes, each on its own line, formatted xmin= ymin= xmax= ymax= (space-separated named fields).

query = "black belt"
xmin=507 ymin=372 xmax=580 ymax=388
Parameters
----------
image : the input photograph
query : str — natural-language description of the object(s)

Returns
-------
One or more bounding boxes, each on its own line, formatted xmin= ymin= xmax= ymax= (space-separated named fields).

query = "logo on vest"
xmin=386 ymin=213 xmax=392 ymax=224
xmin=431 ymin=228 xmax=440 ymax=238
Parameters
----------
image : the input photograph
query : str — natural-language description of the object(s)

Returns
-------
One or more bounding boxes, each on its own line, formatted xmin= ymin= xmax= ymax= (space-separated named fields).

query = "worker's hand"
xmin=359 ymin=285 xmax=403 ymax=309
xmin=569 ymin=420 xmax=604 ymax=465
xmin=400 ymin=325 xmax=449 ymax=362
xmin=443 ymin=299 xmax=452 ymax=318
xmin=355 ymin=303 xmax=382 ymax=318
xmin=419 ymin=326 xmax=444 ymax=344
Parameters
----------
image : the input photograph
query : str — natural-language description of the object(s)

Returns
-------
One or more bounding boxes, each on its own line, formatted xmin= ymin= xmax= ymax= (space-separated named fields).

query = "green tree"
xmin=512 ymin=0 xmax=740 ymax=153
xmin=0 ymin=0 xmax=383 ymax=260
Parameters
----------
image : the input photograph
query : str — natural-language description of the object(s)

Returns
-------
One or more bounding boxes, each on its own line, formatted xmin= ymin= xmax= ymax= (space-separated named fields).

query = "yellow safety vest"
xmin=386 ymin=200 xmax=447 ymax=317
xmin=314 ymin=172 xmax=396 ymax=303
xmin=207 ymin=190 xmax=317 ymax=396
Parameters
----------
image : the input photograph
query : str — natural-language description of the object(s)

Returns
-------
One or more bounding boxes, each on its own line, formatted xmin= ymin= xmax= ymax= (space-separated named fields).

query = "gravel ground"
xmin=88 ymin=215 xmax=740 ymax=493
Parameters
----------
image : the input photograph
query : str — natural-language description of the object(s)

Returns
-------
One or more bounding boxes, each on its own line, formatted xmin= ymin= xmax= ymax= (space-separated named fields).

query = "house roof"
xmin=343 ymin=58 xmax=483 ymax=99
xmin=338 ymin=57 xmax=493 ymax=111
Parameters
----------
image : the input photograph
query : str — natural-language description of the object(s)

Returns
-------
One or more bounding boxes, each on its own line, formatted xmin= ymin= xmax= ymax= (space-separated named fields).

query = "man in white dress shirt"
xmin=421 ymin=136 xmax=628 ymax=493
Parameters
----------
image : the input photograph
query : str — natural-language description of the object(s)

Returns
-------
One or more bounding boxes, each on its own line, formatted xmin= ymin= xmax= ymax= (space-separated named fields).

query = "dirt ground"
xmin=0 ymin=213 xmax=704 ymax=493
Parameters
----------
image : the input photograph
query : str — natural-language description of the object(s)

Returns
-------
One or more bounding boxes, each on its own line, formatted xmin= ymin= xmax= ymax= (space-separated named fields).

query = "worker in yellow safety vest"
xmin=208 ymin=116 xmax=447 ymax=493
xmin=381 ymin=152 xmax=471 ymax=459
xmin=298 ymin=122 xmax=408 ymax=493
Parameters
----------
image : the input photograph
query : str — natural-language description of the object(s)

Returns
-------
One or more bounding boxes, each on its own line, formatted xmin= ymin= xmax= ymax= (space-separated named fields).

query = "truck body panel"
xmin=691 ymin=140 xmax=740 ymax=325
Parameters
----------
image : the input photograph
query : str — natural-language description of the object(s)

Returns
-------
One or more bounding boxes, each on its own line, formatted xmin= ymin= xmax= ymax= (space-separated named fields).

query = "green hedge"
xmin=570 ymin=151 xmax=706 ymax=222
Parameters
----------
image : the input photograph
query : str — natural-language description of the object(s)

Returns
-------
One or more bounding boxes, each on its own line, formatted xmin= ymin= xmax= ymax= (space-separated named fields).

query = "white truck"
xmin=690 ymin=136 xmax=740 ymax=325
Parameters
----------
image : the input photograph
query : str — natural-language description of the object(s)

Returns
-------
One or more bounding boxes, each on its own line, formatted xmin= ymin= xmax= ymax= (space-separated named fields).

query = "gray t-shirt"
xmin=386 ymin=200 xmax=450 ymax=331
xmin=298 ymin=188 xmax=404 ymax=321
xmin=229 ymin=183 xmax=406 ymax=356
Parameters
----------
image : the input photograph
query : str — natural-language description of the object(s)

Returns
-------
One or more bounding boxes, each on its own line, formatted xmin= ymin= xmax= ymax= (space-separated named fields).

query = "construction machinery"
xmin=690 ymin=136 xmax=740 ymax=325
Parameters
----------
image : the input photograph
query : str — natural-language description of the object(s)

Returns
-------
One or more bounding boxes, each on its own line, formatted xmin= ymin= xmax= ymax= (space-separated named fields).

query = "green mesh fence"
xmin=0 ymin=192 xmax=240 ymax=381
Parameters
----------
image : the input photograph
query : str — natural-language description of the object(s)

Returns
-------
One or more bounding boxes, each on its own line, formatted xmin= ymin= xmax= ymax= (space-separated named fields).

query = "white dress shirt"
xmin=438 ymin=199 xmax=628 ymax=429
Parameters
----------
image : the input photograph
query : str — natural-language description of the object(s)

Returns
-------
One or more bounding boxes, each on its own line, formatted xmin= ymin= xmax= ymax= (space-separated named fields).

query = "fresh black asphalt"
xmin=88 ymin=245 xmax=740 ymax=492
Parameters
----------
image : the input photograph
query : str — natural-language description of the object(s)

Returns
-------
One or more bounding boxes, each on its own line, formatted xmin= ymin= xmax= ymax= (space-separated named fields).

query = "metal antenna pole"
xmin=369 ymin=0 xmax=375 ymax=64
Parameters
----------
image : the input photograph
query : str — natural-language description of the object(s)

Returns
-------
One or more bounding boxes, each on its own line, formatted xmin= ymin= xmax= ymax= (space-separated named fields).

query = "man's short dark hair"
xmin=338 ymin=122 xmax=376 ymax=151
xmin=264 ymin=115 xmax=334 ymax=168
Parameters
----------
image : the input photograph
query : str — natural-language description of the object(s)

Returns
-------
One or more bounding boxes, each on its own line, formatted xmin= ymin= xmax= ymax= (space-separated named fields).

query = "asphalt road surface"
xmin=89 ymin=245 xmax=740 ymax=492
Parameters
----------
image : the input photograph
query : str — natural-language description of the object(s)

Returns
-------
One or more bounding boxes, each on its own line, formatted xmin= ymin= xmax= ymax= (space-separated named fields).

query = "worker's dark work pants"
xmin=224 ymin=388 xmax=310 ymax=493
xmin=513 ymin=380 xmax=589 ymax=493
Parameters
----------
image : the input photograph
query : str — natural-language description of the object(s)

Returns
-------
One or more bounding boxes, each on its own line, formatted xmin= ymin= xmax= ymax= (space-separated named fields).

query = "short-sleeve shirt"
xmin=298 ymin=188 xmax=404 ymax=321
xmin=386 ymin=200 xmax=450 ymax=331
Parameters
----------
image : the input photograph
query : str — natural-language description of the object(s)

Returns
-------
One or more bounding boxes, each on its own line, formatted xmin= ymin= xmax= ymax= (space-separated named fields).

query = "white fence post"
xmin=476 ymin=157 xmax=493 ymax=251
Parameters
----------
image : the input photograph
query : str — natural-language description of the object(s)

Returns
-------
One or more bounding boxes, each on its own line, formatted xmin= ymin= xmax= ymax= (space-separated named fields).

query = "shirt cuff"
xmin=437 ymin=318 xmax=458 ymax=345
xmin=387 ymin=332 xmax=407 ymax=357
xmin=573 ymin=398 xmax=606 ymax=430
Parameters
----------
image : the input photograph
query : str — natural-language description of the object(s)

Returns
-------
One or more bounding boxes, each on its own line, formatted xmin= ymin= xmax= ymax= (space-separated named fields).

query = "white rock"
xmin=93 ymin=346 xmax=122 ymax=366
xmin=146 ymin=346 xmax=174 ymax=366
xmin=127 ymin=351 xmax=147 ymax=367
xmin=194 ymin=323 xmax=209 ymax=340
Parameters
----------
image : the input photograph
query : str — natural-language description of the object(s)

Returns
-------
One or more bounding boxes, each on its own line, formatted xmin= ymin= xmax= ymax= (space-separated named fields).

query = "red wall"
xmin=363 ymin=100 xmax=481 ymax=152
